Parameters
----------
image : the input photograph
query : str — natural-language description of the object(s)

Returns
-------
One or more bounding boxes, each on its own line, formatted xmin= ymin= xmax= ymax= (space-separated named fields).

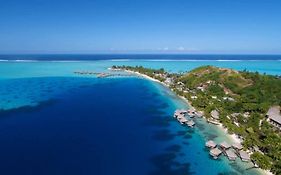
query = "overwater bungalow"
xmin=225 ymin=149 xmax=237 ymax=161
xmin=188 ymin=108 xmax=196 ymax=114
xmin=174 ymin=109 xmax=187 ymax=118
xmin=174 ymin=110 xmax=182 ymax=118
xmin=220 ymin=141 xmax=231 ymax=150
xmin=178 ymin=117 xmax=188 ymax=125
xmin=178 ymin=109 xmax=188 ymax=114
xmin=239 ymin=150 xmax=251 ymax=162
xmin=187 ymin=120 xmax=195 ymax=127
xmin=188 ymin=108 xmax=196 ymax=118
xmin=232 ymin=143 xmax=243 ymax=150
xmin=205 ymin=140 xmax=217 ymax=148
xmin=210 ymin=148 xmax=222 ymax=159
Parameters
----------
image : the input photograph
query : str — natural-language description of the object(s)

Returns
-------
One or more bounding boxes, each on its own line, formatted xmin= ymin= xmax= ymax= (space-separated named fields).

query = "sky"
xmin=0 ymin=0 xmax=281 ymax=54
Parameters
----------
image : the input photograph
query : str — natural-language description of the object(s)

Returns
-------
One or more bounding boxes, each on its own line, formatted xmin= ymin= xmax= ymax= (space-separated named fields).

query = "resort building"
xmin=207 ymin=110 xmax=220 ymax=125
xmin=232 ymin=143 xmax=243 ymax=150
xmin=225 ymin=149 xmax=237 ymax=161
xmin=178 ymin=117 xmax=188 ymax=125
xmin=210 ymin=148 xmax=222 ymax=159
xmin=176 ymin=109 xmax=188 ymax=115
xmin=197 ymin=86 xmax=205 ymax=92
xmin=211 ymin=110 xmax=220 ymax=120
xmin=205 ymin=140 xmax=217 ymax=148
xmin=223 ymin=97 xmax=235 ymax=101
xmin=187 ymin=108 xmax=197 ymax=118
xmin=190 ymin=95 xmax=198 ymax=99
xmin=164 ymin=78 xmax=173 ymax=86
xmin=220 ymin=141 xmax=231 ymax=150
xmin=239 ymin=150 xmax=251 ymax=162
xmin=187 ymin=120 xmax=195 ymax=127
xmin=174 ymin=110 xmax=186 ymax=118
xmin=266 ymin=106 xmax=281 ymax=130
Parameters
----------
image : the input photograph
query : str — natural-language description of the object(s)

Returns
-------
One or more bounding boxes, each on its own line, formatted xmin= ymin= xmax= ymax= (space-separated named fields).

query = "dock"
xmin=73 ymin=71 xmax=134 ymax=78
xmin=97 ymin=73 xmax=111 ymax=78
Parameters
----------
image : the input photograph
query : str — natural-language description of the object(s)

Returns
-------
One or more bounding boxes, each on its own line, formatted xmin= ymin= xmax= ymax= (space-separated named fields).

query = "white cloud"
xmin=177 ymin=46 xmax=185 ymax=51
xmin=157 ymin=47 xmax=169 ymax=51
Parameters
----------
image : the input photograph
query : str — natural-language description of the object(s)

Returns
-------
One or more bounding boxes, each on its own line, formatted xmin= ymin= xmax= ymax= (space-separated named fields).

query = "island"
xmin=111 ymin=65 xmax=281 ymax=175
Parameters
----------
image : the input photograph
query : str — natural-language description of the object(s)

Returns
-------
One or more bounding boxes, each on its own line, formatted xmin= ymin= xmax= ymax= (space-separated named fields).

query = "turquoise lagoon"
xmin=0 ymin=59 xmax=280 ymax=175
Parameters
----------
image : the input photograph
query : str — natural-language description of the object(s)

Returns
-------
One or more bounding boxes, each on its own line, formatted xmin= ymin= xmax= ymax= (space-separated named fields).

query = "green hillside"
xmin=176 ymin=66 xmax=281 ymax=173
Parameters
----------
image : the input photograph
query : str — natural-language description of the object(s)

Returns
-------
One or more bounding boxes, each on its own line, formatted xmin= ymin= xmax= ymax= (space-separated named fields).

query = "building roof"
xmin=210 ymin=148 xmax=222 ymax=156
xmin=187 ymin=120 xmax=195 ymax=126
xmin=239 ymin=151 xmax=250 ymax=161
xmin=177 ymin=114 xmax=185 ymax=119
xmin=223 ymin=97 xmax=235 ymax=101
xmin=267 ymin=106 xmax=281 ymax=124
xmin=211 ymin=110 xmax=220 ymax=119
xmin=179 ymin=117 xmax=188 ymax=123
xmin=232 ymin=143 xmax=243 ymax=150
xmin=220 ymin=141 xmax=231 ymax=149
xmin=226 ymin=150 xmax=237 ymax=159
xmin=178 ymin=109 xmax=188 ymax=114
xmin=206 ymin=140 xmax=217 ymax=148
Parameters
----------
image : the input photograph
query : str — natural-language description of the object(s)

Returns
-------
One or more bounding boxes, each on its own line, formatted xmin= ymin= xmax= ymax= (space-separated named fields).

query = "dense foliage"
xmin=178 ymin=66 xmax=281 ymax=174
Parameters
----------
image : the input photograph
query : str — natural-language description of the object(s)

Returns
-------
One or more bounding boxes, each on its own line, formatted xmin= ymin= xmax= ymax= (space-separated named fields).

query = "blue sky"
xmin=0 ymin=0 xmax=281 ymax=54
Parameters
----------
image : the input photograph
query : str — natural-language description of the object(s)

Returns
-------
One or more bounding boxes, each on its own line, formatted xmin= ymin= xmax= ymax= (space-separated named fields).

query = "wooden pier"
xmin=73 ymin=71 xmax=134 ymax=78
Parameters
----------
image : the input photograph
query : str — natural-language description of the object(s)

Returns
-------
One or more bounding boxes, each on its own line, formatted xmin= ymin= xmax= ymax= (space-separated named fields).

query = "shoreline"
xmin=115 ymin=68 xmax=272 ymax=175
xmin=122 ymin=69 xmax=243 ymax=143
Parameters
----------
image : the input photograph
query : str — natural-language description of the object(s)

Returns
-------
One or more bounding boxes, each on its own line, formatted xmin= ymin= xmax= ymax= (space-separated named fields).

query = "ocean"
xmin=0 ymin=54 xmax=280 ymax=175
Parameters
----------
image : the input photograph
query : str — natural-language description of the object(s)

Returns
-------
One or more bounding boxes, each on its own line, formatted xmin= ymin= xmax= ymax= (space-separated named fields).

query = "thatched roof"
xmin=225 ymin=150 xmax=237 ymax=160
xmin=239 ymin=150 xmax=250 ymax=161
xmin=210 ymin=148 xmax=222 ymax=156
xmin=211 ymin=110 xmax=219 ymax=119
xmin=232 ymin=143 xmax=243 ymax=150
xmin=206 ymin=140 xmax=216 ymax=148
xmin=267 ymin=106 xmax=281 ymax=124
xmin=220 ymin=141 xmax=231 ymax=149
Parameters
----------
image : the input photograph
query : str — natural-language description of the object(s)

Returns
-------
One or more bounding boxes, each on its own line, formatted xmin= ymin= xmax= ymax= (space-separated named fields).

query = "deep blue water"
xmin=0 ymin=77 xmax=192 ymax=175
xmin=1 ymin=54 xmax=281 ymax=61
